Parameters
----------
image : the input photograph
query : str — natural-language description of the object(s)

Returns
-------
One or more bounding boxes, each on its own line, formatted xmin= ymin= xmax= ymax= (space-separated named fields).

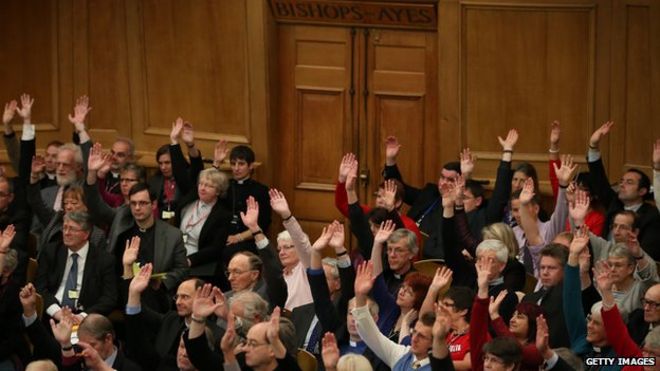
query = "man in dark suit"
xmin=588 ymin=121 xmax=660 ymax=260
xmin=85 ymin=158 xmax=188 ymax=304
xmin=521 ymin=244 xmax=571 ymax=348
xmin=36 ymin=211 xmax=118 ymax=321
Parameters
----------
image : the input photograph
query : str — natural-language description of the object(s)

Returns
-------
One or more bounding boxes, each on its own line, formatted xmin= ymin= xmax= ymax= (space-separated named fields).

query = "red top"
xmin=492 ymin=317 xmax=543 ymax=370
xmin=446 ymin=330 xmax=471 ymax=362
xmin=549 ymin=159 xmax=605 ymax=236
xmin=602 ymin=304 xmax=645 ymax=371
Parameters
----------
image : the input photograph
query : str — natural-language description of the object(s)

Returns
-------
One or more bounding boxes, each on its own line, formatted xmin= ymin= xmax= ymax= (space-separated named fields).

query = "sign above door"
xmin=269 ymin=0 xmax=437 ymax=31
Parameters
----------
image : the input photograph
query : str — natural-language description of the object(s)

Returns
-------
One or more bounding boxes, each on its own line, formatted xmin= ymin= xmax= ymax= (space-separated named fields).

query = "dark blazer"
xmin=255 ymin=242 xmax=288 ymax=310
xmin=84 ymin=181 xmax=188 ymax=291
xmin=23 ymin=316 xmax=61 ymax=367
xmin=522 ymin=283 xmax=571 ymax=349
xmin=588 ymin=157 xmax=660 ymax=260
xmin=61 ymin=348 xmax=142 ymax=371
xmin=0 ymin=279 xmax=31 ymax=365
xmin=35 ymin=241 xmax=118 ymax=315
xmin=291 ymin=303 xmax=316 ymax=348
xmin=125 ymin=309 xmax=184 ymax=371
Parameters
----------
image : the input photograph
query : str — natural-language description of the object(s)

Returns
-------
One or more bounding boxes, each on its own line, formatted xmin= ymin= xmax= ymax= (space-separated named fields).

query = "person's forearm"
xmin=347 ymin=188 xmax=358 ymax=204
xmin=432 ymin=339 xmax=449 ymax=359
xmin=127 ymin=292 xmax=141 ymax=307
xmin=371 ymin=242 xmax=384 ymax=277
xmin=310 ymin=250 xmax=322 ymax=270
xmin=520 ymin=206 xmax=542 ymax=246
xmin=283 ymin=216 xmax=312 ymax=267
xmin=87 ymin=169 xmax=98 ymax=185
xmin=420 ymin=286 xmax=440 ymax=316
xmin=188 ymin=318 xmax=206 ymax=339
xmin=601 ymin=288 xmax=615 ymax=309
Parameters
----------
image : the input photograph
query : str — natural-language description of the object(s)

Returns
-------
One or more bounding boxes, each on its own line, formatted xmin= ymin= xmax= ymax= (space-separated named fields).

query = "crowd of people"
xmin=0 ymin=94 xmax=659 ymax=371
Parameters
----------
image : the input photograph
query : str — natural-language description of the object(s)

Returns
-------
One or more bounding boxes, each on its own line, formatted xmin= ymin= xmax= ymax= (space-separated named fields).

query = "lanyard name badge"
xmin=183 ymin=201 xmax=211 ymax=243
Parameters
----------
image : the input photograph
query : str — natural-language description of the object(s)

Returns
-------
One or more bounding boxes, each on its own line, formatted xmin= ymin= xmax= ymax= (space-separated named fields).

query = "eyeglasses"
xmin=244 ymin=339 xmax=269 ymax=348
xmin=641 ymin=298 xmax=659 ymax=310
xmin=63 ymin=225 xmax=84 ymax=233
xmin=387 ymin=247 xmax=410 ymax=256
xmin=225 ymin=269 xmax=256 ymax=278
xmin=120 ymin=178 xmax=138 ymax=183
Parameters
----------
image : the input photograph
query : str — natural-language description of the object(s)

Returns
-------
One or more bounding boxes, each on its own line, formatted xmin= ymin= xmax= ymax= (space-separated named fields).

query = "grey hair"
xmin=2 ymin=249 xmax=18 ymax=272
xmin=387 ymin=228 xmax=418 ymax=255
xmin=277 ymin=230 xmax=292 ymax=242
xmin=476 ymin=239 xmax=509 ymax=263
xmin=322 ymin=257 xmax=339 ymax=279
xmin=115 ymin=137 xmax=135 ymax=158
xmin=229 ymin=291 xmax=270 ymax=324
xmin=554 ymin=348 xmax=585 ymax=371
xmin=58 ymin=143 xmax=83 ymax=167
xmin=348 ymin=296 xmax=379 ymax=318
xmin=198 ymin=168 xmax=229 ymax=199
xmin=644 ymin=326 xmax=660 ymax=348
xmin=63 ymin=211 xmax=92 ymax=232
xmin=608 ymin=243 xmax=636 ymax=266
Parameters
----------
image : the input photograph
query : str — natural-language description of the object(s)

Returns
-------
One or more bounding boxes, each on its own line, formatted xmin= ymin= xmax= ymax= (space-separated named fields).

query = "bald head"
xmin=644 ymin=284 xmax=660 ymax=324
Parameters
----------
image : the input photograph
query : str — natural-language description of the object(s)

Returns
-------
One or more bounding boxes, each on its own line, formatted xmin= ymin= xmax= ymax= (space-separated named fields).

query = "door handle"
xmin=359 ymin=168 xmax=369 ymax=184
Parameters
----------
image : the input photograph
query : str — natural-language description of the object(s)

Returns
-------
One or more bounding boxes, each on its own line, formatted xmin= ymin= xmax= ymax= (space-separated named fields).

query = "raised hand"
xmin=554 ymin=154 xmax=578 ymax=187
xmin=345 ymin=159 xmax=359 ymax=192
xmin=373 ymin=219 xmax=395 ymax=245
xmin=312 ymin=225 xmax=333 ymax=252
xmin=193 ymin=284 xmax=224 ymax=319
xmin=625 ymin=230 xmax=643 ymax=259
xmin=269 ymin=188 xmax=292 ymax=219
xmin=498 ymin=129 xmax=519 ymax=151
xmin=87 ymin=143 xmax=108 ymax=172
xmin=589 ymin=121 xmax=614 ymax=148
xmin=0 ymin=225 xmax=16 ymax=252
xmin=321 ymin=332 xmax=340 ymax=370
xmin=181 ymin=121 xmax=195 ymax=146
xmin=170 ymin=117 xmax=184 ymax=144
xmin=519 ymin=177 xmax=535 ymax=205
xmin=476 ymin=257 xmax=494 ymax=294
xmin=2 ymin=100 xmax=17 ymax=125
xmin=535 ymin=315 xmax=551 ymax=358
xmin=31 ymin=155 xmax=46 ymax=178
xmin=327 ymin=221 xmax=345 ymax=251
xmin=266 ymin=306 xmax=281 ymax=344
xmin=50 ymin=307 xmax=74 ymax=345
xmin=593 ymin=260 xmax=615 ymax=292
xmin=432 ymin=303 xmax=451 ymax=339
xmin=354 ymin=260 xmax=376 ymax=297
xmin=439 ymin=180 xmax=457 ymax=209
xmin=654 ymin=139 xmax=660 ymax=170
xmin=401 ymin=309 xmax=418 ymax=330
xmin=16 ymin=94 xmax=34 ymax=121
xmin=488 ymin=290 xmax=508 ymax=319
xmin=122 ymin=236 xmax=141 ymax=267
xmin=338 ymin=153 xmax=356 ymax=183
xmin=384 ymin=136 xmax=401 ymax=165
xmin=214 ymin=139 xmax=229 ymax=165
xmin=460 ymin=148 xmax=476 ymax=176
xmin=239 ymin=196 xmax=260 ymax=230
xmin=76 ymin=342 xmax=107 ymax=369
xmin=549 ymin=120 xmax=561 ymax=147
xmin=19 ymin=283 xmax=37 ymax=316
xmin=220 ymin=310 xmax=237 ymax=353
xmin=129 ymin=263 xmax=153 ymax=295
xmin=430 ymin=266 xmax=453 ymax=291
xmin=569 ymin=189 xmax=590 ymax=224
xmin=381 ymin=179 xmax=398 ymax=211
xmin=68 ymin=95 xmax=91 ymax=129
xmin=569 ymin=225 xmax=589 ymax=257
xmin=211 ymin=287 xmax=228 ymax=319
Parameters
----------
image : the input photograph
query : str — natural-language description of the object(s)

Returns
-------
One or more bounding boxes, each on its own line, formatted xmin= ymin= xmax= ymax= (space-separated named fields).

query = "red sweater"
xmin=602 ymin=304 xmax=644 ymax=371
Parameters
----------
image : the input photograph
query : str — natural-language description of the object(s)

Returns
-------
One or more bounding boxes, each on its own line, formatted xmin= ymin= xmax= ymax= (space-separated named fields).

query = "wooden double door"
xmin=274 ymin=24 xmax=439 ymax=238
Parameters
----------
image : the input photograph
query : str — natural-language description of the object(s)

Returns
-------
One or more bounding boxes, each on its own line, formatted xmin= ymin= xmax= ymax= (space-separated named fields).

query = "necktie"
xmin=61 ymin=253 xmax=79 ymax=309
xmin=306 ymin=321 xmax=322 ymax=354
xmin=412 ymin=360 xmax=421 ymax=369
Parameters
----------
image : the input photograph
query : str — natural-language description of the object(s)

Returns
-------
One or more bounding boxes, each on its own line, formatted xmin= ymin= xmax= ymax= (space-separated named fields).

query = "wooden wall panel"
xmin=368 ymin=30 xmax=437 ymax=194
xmin=462 ymin=5 xmax=594 ymax=157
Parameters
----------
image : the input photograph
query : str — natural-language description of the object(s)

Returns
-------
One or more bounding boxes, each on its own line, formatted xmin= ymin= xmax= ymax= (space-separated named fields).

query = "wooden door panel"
xmin=367 ymin=30 xmax=438 ymax=201
xmin=276 ymin=25 xmax=353 ymax=238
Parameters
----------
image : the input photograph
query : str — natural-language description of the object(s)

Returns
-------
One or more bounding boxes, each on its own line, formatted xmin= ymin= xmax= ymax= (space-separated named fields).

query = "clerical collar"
xmin=489 ymin=276 xmax=505 ymax=286
xmin=624 ymin=202 xmax=643 ymax=212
